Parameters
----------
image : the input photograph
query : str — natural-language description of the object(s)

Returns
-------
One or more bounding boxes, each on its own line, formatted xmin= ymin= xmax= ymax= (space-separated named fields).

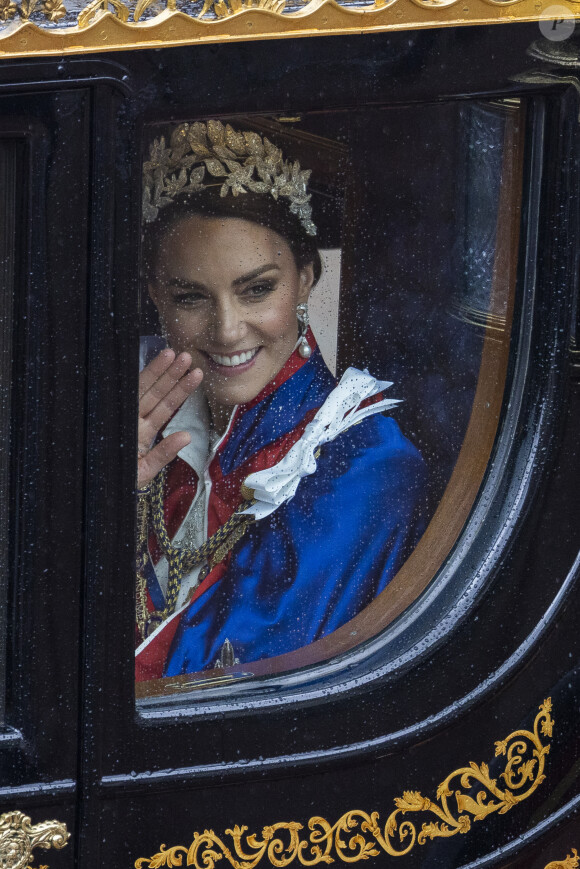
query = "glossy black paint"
xmin=0 ymin=23 xmax=578 ymax=868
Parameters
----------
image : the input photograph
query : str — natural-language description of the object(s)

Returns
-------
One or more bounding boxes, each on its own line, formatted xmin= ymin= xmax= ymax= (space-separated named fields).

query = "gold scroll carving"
xmin=135 ymin=698 xmax=554 ymax=867
xmin=0 ymin=811 xmax=69 ymax=869
xmin=0 ymin=0 xmax=579 ymax=61
xmin=545 ymin=850 xmax=580 ymax=869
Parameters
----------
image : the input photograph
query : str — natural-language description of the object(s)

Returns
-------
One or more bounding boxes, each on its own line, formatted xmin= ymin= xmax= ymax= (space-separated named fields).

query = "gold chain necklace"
xmin=136 ymin=469 xmax=255 ymax=641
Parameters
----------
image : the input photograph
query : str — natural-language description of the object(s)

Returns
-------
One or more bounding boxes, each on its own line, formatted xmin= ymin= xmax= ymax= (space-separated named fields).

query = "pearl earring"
xmin=296 ymin=303 xmax=311 ymax=359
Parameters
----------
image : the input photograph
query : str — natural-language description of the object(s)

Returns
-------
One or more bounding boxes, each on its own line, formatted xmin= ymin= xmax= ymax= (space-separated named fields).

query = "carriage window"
xmin=135 ymin=100 xmax=524 ymax=700
xmin=0 ymin=138 xmax=21 ymax=722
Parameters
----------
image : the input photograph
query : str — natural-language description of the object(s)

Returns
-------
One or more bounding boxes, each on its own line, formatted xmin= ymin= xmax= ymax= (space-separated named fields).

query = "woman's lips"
xmin=204 ymin=347 xmax=261 ymax=375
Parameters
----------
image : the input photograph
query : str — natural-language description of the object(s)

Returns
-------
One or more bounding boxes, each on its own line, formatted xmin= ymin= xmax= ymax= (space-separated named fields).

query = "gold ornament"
xmin=15 ymin=0 xmax=66 ymax=19
xmin=41 ymin=0 xmax=66 ymax=20
xmin=208 ymin=0 xmax=285 ymax=18
xmin=0 ymin=0 xmax=578 ymax=59
xmin=135 ymin=698 xmax=554 ymax=867
xmin=545 ymin=850 xmax=580 ymax=869
xmin=0 ymin=811 xmax=69 ymax=869
xmin=77 ymin=0 xmax=128 ymax=26
xmin=136 ymin=468 xmax=255 ymax=637
xmin=0 ymin=0 xmax=17 ymax=19
xmin=142 ymin=120 xmax=317 ymax=237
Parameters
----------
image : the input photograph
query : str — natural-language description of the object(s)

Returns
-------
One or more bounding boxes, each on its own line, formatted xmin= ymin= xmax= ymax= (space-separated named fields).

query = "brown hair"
xmin=142 ymin=186 xmax=322 ymax=286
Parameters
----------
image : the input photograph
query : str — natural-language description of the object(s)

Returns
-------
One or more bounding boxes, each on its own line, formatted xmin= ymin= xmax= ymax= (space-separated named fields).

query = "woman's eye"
xmin=243 ymin=282 xmax=275 ymax=299
xmin=172 ymin=293 xmax=205 ymax=306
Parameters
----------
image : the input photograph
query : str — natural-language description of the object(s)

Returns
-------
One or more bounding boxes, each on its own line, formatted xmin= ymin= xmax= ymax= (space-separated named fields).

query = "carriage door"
xmin=0 ymin=19 xmax=580 ymax=869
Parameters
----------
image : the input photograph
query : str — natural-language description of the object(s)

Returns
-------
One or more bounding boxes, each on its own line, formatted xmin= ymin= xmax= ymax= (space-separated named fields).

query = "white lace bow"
xmin=238 ymin=367 xmax=400 ymax=521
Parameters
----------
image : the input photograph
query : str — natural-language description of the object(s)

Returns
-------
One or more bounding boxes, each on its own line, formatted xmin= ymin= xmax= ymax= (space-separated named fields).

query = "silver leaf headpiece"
xmin=142 ymin=120 xmax=317 ymax=237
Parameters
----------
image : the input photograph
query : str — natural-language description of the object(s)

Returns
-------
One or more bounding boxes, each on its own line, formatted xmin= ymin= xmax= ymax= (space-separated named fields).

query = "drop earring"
xmin=296 ymin=303 xmax=312 ymax=359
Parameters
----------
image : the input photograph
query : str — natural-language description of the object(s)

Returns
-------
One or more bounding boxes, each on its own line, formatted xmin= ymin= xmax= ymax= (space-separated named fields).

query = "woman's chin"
xmin=199 ymin=343 xmax=297 ymax=412
xmin=203 ymin=374 xmax=266 ymax=413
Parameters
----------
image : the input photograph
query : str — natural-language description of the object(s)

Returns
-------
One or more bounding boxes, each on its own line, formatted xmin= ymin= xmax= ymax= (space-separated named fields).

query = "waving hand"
xmin=138 ymin=349 xmax=203 ymax=488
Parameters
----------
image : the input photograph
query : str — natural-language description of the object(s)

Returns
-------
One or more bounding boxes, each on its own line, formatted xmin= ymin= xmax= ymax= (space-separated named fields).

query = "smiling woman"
xmin=147 ymin=216 xmax=315 ymax=431
xmin=134 ymin=120 xmax=426 ymax=684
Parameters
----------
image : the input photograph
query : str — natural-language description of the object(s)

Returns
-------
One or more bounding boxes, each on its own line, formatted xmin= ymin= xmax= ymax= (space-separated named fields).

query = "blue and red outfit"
xmin=135 ymin=337 xmax=426 ymax=681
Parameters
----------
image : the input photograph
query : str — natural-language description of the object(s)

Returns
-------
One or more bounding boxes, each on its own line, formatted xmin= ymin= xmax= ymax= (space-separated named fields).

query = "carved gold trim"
xmin=545 ymin=850 xmax=580 ymax=869
xmin=0 ymin=811 xmax=69 ymax=869
xmin=135 ymin=698 xmax=554 ymax=867
xmin=0 ymin=0 xmax=579 ymax=60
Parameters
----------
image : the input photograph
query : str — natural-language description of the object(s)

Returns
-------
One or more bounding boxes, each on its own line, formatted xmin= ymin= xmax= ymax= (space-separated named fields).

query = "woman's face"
xmin=149 ymin=215 xmax=315 ymax=416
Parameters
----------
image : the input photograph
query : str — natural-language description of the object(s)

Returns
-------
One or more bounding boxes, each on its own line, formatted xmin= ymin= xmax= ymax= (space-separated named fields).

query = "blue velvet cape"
xmin=164 ymin=349 xmax=426 ymax=676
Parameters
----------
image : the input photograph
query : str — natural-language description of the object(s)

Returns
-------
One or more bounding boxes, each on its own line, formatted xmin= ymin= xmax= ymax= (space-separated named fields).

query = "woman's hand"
xmin=138 ymin=349 xmax=203 ymax=488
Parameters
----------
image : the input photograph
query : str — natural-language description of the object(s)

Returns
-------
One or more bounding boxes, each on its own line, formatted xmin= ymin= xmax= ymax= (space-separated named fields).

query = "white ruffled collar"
xmin=239 ymin=367 xmax=399 ymax=521
xmin=161 ymin=389 xmax=217 ymax=478
xmin=162 ymin=365 xmax=399 ymax=524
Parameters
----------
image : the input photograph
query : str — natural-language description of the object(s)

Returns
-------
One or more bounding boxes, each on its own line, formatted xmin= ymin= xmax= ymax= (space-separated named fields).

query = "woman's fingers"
xmin=138 ymin=431 xmax=191 ymax=489
xmin=139 ymin=348 xmax=176 ymax=399
xmin=139 ymin=351 xmax=194 ymax=417
xmin=137 ymin=349 xmax=204 ymax=483
xmin=139 ymin=367 xmax=203 ymax=449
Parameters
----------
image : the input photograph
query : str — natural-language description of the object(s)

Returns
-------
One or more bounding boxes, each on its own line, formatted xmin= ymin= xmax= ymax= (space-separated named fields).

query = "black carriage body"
xmin=0 ymin=24 xmax=579 ymax=869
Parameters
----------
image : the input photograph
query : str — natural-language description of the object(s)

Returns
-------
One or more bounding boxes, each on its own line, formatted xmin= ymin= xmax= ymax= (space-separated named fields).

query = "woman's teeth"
xmin=210 ymin=349 xmax=258 ymax=367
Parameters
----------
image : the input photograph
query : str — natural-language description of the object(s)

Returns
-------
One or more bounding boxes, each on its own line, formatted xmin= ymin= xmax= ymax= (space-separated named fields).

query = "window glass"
xmin=135 ymin=100 xmax=523 ymax=699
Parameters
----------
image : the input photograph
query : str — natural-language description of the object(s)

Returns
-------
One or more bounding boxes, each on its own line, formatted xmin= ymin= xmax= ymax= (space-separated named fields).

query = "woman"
xmin=135 ymin=120 xmax=426 ymax=681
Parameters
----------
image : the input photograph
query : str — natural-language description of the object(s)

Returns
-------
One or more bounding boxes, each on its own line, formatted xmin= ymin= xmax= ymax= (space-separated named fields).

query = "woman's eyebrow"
xmin=167 ymin=278 xmax=207 ymax=291
xmin=233 ymin=264 xmax=280 ymax=286
xmin=165 ymin=265 xmax=280 ymax=291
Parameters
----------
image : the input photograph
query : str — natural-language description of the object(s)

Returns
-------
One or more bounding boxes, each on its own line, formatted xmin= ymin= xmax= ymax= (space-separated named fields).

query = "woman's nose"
xmin=212 ymin=298 xmax=247 ymax=346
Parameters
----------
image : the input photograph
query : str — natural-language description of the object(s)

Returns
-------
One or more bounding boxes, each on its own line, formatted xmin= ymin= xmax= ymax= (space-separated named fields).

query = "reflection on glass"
xmin=135 ymin=103 xmax=522 ymax=695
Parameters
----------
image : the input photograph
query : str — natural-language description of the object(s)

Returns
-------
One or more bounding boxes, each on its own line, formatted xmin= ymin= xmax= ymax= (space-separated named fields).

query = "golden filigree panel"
xmin=136 ymin=698 xmax=554 ymax=867
xmin=0 ymin=811 xmax=69 ymax=869
xmin=0 ymin=0 xmax=579 ymax=60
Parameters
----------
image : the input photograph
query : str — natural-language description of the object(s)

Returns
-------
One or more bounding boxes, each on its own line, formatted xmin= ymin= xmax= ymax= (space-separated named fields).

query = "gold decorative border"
xmin=0 ymin=0 xmax=579 ymax=60
xmin=545 ymin=851 xmax=580 ymax=869
xmin=135 ymin=698 xmax=553 ymax=867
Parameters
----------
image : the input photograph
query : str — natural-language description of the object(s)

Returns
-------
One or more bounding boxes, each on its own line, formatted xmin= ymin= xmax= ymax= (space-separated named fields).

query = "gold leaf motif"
xmin=0 ymin=0 xmax=17 ymax=19
xmin=225 ymin=127 xmax=247 ymax=157
xmin=135 ymin=700 xmax=554 ymax=868
xmin=0 ymin=812 xmax=69 ymax=869
xmin=393 ymin=791 xmax=429 ymax=812
xmin=18 ymin=0 xmax=38 ymax=17
xmin=455 ymin=790 xmax=498 ymax=822
xmin=133 ymin=0 xmax=154 ymax=21
xmin=207 ymin=120 xmax=227 ymax=147
xmin=41 ymin=0 xmax=65 ymax=19
xmin=141 ymin=122 xmax=316 ymax=237
xmin=135 ymin=844 xmax=189 ymax=868
xmin=203 ymin=158 xmax=227 ymax=177
xmin=77 ymin=0 xmax=128 ymax=27
xmin=435 ymin=781 xmax=452 ymax=800
xmin=545 ymin=850 xmax=579 ymax=869
xmin=243 ymin=131 xmax=264 ymax=157
xmin=494 ymin=738 xmax=508 ymax=756
xmin=187 ymin=124 xmax=208 ymax=147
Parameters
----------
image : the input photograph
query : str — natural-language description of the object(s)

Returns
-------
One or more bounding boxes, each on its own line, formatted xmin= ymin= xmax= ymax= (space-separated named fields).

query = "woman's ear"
xmin=298 ymin=262 xmax=315 ymax=303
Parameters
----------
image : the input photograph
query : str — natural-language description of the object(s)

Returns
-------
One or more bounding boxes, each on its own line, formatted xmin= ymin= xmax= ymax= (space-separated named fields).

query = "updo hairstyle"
xmin=142 ymin=185 xmax=322 ymax=286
